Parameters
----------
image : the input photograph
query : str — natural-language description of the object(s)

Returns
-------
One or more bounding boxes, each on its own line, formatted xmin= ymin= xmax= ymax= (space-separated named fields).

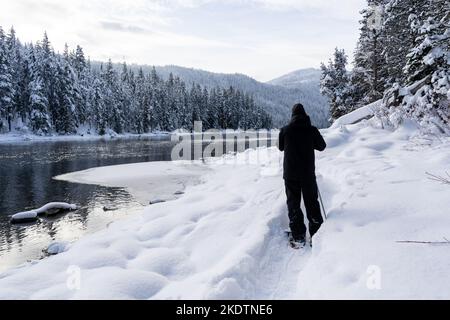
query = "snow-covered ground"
xmin=0 ymin=118 xmax=449 ymax=299
xmin=55 ymin=161 xmax=209 ymax=205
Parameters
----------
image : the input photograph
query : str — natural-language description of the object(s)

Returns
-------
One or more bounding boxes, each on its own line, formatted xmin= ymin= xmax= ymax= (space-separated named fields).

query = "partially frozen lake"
xmin=0 ymin=135 xmax=275 ymax=272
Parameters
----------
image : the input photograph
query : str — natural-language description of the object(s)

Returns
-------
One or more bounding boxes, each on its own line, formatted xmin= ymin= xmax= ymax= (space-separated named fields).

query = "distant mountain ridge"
xmin=99 ymin=63 xmax=330 ymax=128
xmin=267 ymin=68 xmax=322 ymax=89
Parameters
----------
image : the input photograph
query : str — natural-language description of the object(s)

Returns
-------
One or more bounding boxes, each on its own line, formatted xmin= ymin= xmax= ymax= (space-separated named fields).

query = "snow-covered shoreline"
xmin=0 ymin=129 xmax=279 ymax=145
xmin=1 ymin=119 xmax=449 ymax=299
xmin=0 ymin=131 xmax=170 ymax=145
xmin=55 ymin=161 xmax=211 ymax=205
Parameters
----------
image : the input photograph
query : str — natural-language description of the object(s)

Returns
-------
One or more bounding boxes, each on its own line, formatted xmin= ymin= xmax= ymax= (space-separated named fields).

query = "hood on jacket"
xmin=292 ymin=103 xmax=306 ymax=117
xmin=291 ymin=103 xmax=311 ymax=127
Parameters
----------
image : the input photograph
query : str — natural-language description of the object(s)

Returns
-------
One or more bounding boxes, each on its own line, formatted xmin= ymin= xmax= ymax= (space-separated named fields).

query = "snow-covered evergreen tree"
xmin=72 ymin=45 xmax=87 ymax=79
xmin=54 ymin=58 xmax=77 ymax=133
xmin=381 ymin=0 xmax=415 ymax=85
xmin=320 ymin=48 xmax=352 ymax=122
xmin=352 ymin=0 xmax=388 ymax=108
xmin=28 ymin=48 xmax=50 ymax=134
xmin=91 ymin=77 xmax=106 ymax=135
xmin=0 ymin=27 xmax=15 ymax=132
xmin=188 ymin=84 xmax=203 ymax=130
xmin=134 ymin=68 xmax=149 ymax=133
xmin=70 ymin=45 xmax=89 ymax=125
xmin=16 ymin=44 xmax=32 ymax=124
xmin=173 ymin=76 xmax=189 ymax=129
xmin=382 ymin=0 xmax=449 ymax=133
xmin=0 ymin=26 xmax=273 ymax=134
xmin=103 ymin=59 xmax=124 ymax=133
xmin=207 ymin=87 xmax=219 ymax=129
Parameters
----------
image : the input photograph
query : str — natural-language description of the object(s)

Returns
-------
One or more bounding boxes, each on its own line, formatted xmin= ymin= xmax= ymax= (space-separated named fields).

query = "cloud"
xmin=100 ymin=21 xmax=152 ymax=34
xmin=0 ymin=0 xmax=365 ymax=81
xmin=159 ymin=0 xmax=364 ymax=19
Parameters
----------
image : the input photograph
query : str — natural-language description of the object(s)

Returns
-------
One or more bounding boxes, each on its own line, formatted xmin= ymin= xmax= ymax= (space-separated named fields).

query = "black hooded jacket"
xmin=278 ymin=114 xmax=326 ymax=181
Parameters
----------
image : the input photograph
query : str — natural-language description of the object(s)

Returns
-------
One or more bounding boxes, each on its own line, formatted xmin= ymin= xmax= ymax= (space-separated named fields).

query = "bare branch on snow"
xmin=396 ymin=237 xmax=450 ymax=245
xmin=426 ymin=171 xmax=450 ymax=185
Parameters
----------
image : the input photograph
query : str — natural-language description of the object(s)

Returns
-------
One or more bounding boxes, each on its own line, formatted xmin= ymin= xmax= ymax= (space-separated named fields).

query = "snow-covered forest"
xmin=320 ymin=0 xmax=449 ymax=134
xmin=96 ymin=64 xmax=330 ymax=128
xmin=0 ymin=28 xmax=273 ymax=135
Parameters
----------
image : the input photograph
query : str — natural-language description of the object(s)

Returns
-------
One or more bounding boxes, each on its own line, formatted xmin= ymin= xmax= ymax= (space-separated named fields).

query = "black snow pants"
xmin=284 ymin=178 xmax=323 ymax=240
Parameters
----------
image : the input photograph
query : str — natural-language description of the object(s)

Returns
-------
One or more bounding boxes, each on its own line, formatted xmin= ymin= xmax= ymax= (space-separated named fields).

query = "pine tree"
xmin=201 ymin=87 xmax=209 ymax=127
xmin=135 ymin=68 xmax=148 ymax=133
xmin=215 ymin=87 xmax=226 ymax=129
xmin=163 ymin=73 xmax=176 ymax=131
xmin=173 ymin=76 xmax=188 ymax=129
xmin=119 ymin=62 xmax=135 ymax=132
xmin=149 ymin=67 xmax=163 ymax=131
xmin=28 ymin=48 xmax=50 ymax=134
xmin=16 ymin=44 xmax=32 ymax=123
xmin=35 ymin=32 xmax=61 ymax=131
xmin=91 ymin=77 xmax=106 ymax=135
xmin=188 ymin=84 xmax=202 ymax=130
xmin=0 ymin=27 xmax=15 ymax=132
xmin=352 ymin=0 xmax=388 ymax=108
xmin=207 ymin=87 xmax=219 ymax=129
xmin=384 ymin=0 xmax=449 ymax=132
xmin=72 ymin=45 xmax=86 ymax=78
xmin=320 ymin=48 xmax=352 ymax=122
xmin=0 ymin=26 xmax=274 ymax=135
xmin=70 ymin=45 xmax=89 ymax=125
xmin=102 ymin=59 xmax=123 ymax=133
xmin=54 ymin=58 xmax=77 ymax=133
xmin=381 ymin=0 xmax=415 ymax=85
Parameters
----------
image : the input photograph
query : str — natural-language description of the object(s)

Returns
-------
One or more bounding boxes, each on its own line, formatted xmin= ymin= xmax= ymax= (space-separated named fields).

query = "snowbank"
xmin=295 ymin=122 xmax=450 ymax=299
xmin=55 ymin=161 xmax=209 ymax=204
xmin=331 ymin=100 xmax=382 ymax=128
xmin=0 ymin=148 xmax=293 ymax=299
xmin=0 ymin=119 xmax=449 ymax=299
xmin=46 ymin=242 xmax=70 ymax=255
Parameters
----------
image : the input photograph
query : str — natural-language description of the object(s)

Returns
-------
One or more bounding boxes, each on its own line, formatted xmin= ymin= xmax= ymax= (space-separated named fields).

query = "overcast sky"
xmin=0 ymin=0 xmax=366 ymax=81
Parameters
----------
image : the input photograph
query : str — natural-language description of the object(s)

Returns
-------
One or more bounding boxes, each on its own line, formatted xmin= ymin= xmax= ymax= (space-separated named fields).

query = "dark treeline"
xmin=0 ymin=27 xmax=272 ymax=135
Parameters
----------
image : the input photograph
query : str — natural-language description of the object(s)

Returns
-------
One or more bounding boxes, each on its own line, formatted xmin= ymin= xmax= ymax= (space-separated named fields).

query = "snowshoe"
xmin=285 ymin=230 xmax=306 ymax=249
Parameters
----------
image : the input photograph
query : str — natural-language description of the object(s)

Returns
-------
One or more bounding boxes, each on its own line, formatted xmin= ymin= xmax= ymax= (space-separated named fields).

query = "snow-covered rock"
xmin=9 ymin=210 xmax=38 ymax=223
xmin=10 ymin=202 xmax=77 ymax=223
xmin=46 ymin=242 xmax=70 ymax=255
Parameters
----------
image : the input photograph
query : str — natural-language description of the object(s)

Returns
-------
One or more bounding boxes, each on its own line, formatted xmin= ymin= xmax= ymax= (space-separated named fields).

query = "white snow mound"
xmin=10 ymin=202 xmax=77 ymax=223
xmin=331 ymin=100 xmax=382 ymax=128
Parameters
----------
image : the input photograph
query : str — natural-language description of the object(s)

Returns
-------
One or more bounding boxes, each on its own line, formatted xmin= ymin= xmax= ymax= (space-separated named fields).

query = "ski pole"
xmin=318 ymin=186 xmax=327 ymax=220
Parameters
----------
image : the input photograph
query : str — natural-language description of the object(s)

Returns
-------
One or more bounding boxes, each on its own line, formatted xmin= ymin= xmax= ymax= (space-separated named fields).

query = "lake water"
xmin=0 ymin=134 xmax=275 ymax=272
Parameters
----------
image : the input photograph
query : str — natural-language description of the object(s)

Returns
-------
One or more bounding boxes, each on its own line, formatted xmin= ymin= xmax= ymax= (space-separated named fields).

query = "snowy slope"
xmin=0 ymin=118 xmax=449 ymax=299
xmin=267 ymin=68 xmax=322 ymax=89
xmin=153 ymin=65 xmax=329 ymax=128
xmin=331 ymin=100 xmax=382 ymax=128
xmin=297 ymin=121 xmax=450 ymax=299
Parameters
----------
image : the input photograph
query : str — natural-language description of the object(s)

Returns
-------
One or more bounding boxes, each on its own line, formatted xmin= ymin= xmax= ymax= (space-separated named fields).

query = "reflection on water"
xmin=0 ymin=134 xmax=275 ymax=273
xmin=0 ymin=136 xmax=173 ymax=272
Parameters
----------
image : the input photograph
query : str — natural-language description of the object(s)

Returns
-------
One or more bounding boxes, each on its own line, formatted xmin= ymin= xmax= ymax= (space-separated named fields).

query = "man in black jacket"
xmin=278 ymin=103 xmax=326 ymax=245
